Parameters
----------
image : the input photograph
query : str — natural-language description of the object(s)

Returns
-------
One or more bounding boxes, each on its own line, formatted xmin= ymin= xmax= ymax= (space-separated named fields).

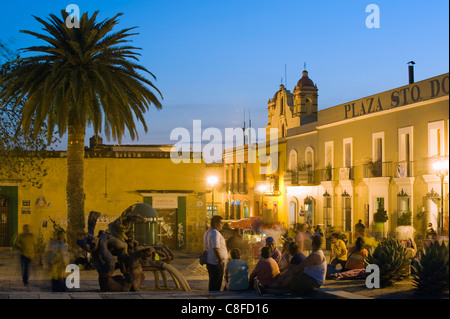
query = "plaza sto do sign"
xmin=342 ymin=74 xmax=449 ymax=120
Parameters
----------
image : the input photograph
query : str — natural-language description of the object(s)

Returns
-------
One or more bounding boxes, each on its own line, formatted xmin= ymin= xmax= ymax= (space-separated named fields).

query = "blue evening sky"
xmin=1 ymin=0 xmax=448 ymax=148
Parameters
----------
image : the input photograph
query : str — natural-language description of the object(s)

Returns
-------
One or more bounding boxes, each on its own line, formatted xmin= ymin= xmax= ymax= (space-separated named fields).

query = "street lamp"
xmin=257 ymin=184 xmax=268 ymax=217
xmin=207 ymin=176 xmax=218 ymax=217
xmin=433 ymin=158 xmax=449 ymax=235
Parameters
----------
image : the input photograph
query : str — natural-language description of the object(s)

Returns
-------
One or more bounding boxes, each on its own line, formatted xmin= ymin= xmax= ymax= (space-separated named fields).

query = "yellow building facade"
xmin=1 ymin=71 xmax=448 ymax=252
xmin=220 ymin=141 xmax=288 ymax=227
xmin=269 ymin=71 xmax=449 ymax=242
xmin=0 ymin=143 xmax=222 ymax=252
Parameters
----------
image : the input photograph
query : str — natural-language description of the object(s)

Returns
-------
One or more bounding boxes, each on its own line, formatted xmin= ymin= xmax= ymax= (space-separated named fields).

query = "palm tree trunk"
xmin=66 ymin=121 xmax=86 ymax=253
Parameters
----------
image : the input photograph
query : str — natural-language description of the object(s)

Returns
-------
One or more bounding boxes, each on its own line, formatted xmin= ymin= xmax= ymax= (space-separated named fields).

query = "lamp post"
xmin=433 ymin=158 xmax=449 ymax=235
xmin=207 ymin=176 xmax=218 ymax=217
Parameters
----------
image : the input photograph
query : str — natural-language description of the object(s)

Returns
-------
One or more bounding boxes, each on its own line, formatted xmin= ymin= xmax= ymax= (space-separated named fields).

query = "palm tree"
xmin=0 ymin=11 xmax=162 ymax=249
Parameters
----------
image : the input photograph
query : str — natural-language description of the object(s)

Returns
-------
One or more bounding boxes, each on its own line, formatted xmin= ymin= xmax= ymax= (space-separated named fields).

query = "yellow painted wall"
xmin=14 ymin=156 xmax=220 ymax=252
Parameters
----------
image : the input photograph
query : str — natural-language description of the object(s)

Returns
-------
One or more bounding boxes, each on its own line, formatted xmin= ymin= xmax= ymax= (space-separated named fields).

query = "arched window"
xmin=289 ymin=149 xmax=298 ymax=171
xmin=305 ymin=146 xmax=314 ymax=170
xmin=243 ymin=200 xmax=249 ymax=218
xmin=289 ymin=199 xmax=298 ymax=227
xmin=305 ymin=98 xmax=312 ymax=114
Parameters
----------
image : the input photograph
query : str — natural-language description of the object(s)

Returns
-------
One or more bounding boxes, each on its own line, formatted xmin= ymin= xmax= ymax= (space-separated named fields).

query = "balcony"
xmin=339 ymin=166 xmax=354 ymax=181
xmin=320 ymin=167 xmax=334 ymax=182
xmin=394 ymin=161 xmax=414 ymax=178
xmin=363 ymin=161 xmax=392 ymax=178
xmin=284 ymin=169 xmax=314 ymax=185
xmin=227 ymin=182 xmax=248 ymax=194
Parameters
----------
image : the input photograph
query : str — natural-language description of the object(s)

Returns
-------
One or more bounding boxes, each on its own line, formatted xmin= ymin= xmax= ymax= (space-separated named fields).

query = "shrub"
xmin=412 ymin=240 xmax=449 ymax=294
xmin=366 ymin=238 xmax=410 ymax=286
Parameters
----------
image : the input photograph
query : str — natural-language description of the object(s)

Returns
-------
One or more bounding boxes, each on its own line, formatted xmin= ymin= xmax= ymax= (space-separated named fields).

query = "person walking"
xmin=14 ymin=224 xmax=36 ymax=286
xmin=203 ymin=215 xmax=228 ymax=291
xmin=45 ymin=229 xmax=70 ymax=292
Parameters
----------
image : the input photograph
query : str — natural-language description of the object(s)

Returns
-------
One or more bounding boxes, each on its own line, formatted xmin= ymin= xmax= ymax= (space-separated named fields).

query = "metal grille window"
xmin=342 ymin=191 xmax=352 ymax=232
xmin=323 ymin=191 xmax=332 ymax=229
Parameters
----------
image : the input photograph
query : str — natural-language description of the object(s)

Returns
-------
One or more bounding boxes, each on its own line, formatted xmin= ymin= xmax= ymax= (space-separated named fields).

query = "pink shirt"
xmin=250 ymin=257 xmax=280 ymax=286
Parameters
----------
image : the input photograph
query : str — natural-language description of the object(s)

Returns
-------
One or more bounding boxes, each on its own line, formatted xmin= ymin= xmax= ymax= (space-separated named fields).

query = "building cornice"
xmin=316 ymin=95 xmax=448 ymax=130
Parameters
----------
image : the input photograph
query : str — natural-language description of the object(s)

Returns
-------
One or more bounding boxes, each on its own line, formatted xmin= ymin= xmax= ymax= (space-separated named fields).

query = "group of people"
xmin=203 ymin=216 xmax=376 ymax=295
xmin=203 ymin=215 xmax=328 ymax=295
xmin=14 ymin=224 xmax=71 ymax=292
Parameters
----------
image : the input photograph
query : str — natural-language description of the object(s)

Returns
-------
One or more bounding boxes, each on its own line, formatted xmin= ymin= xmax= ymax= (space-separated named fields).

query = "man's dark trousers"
xmin=206 ymin=263 xmax=224 ymax=291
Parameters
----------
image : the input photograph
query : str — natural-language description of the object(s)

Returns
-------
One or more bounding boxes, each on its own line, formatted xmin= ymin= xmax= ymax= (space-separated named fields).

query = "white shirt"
xmin=204 ymin=228 xmax=228 ymax=265
xmin=303 ymin=249 xmax=327 ymax=286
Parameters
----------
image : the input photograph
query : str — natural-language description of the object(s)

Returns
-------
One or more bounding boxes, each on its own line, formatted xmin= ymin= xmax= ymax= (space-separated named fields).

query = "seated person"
xmin=332 ymin=237 xmax=368 ymax=280
xmin=330 ymin=233 xmax=348 ymax=268
xmin=259 ymin=235 xmax=327 ymax=295
xmin=289 ymin=242 xmax=307 ymax=266
xmin=266 ymin=237 xmax=281 ymax=264
xmin=265 ymin=241 xmax=307 ymax=290
xmin=224 ymin=248 xmax=249 ymax=291
xmin=278 ymin=237 xmax=293 ymax=273
xmin=343 ymin=237 xmax=368 ymax=270
xmin=250 ymin=246 xmax=280 ymax=292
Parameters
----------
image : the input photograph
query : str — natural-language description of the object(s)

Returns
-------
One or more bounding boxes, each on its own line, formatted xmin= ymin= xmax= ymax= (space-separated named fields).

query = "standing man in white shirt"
xmin=203 ymin=215 xmax=228 ymax=291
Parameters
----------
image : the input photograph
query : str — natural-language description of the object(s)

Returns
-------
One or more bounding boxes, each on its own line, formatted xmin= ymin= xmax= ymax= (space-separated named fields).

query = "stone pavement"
xmin=2 ymin=250 xmax=446 ymax=319
xmin=0 ymin=249 xmax=372 ymax=300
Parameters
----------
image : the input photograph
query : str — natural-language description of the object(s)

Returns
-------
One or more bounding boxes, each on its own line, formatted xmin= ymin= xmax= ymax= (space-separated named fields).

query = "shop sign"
xmin=152 ymin=196 xmax=178 ymax=209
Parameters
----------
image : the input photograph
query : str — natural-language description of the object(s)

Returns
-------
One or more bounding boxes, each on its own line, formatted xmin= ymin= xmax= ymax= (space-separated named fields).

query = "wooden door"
xmin=0 ymin=196 xmax=9 ymax=247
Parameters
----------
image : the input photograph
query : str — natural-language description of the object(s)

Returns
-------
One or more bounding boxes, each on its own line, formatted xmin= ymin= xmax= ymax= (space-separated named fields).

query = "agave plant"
xmin=412 ymin=240 xmax=449 ymax=294
xmin=366 ymin=238 xmax=410 ymax=286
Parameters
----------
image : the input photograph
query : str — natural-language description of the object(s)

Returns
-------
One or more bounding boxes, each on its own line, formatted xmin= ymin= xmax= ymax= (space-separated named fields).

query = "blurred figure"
xmin=314 ymin=225 xmax=324 ymax=237
xmin=355 ymin=219 xmax=366 ymax=237
xmin=14 ymin=224 xmax=36 ymax=286
xmin=295 ymin=223 xmax=312 ymax=254
xmin=278 ymin=237 xmax=293 ymax=273
xmin=45 ymin=229 xmax=70 ymax=292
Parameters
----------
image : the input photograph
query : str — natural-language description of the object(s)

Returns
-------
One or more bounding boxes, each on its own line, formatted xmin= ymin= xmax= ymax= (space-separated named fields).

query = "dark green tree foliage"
xmin=397 ymin=210 xmax=412 ymax=226
xmin=373 ymin=207 xmax=388 ymax=223
xmin=0 ymin=41 xmax=58 ymax=188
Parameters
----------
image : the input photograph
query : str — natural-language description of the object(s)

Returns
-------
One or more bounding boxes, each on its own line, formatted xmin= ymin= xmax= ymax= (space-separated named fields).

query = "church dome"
xmin=296 ymin=70 xmax=315 ymax=87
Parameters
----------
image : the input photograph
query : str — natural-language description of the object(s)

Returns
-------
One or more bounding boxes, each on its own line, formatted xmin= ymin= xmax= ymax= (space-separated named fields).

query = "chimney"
xmin=89 ymin=135 xmax=103 ymax=149
xmin=407 ymin=61 xmax=415 ymax=84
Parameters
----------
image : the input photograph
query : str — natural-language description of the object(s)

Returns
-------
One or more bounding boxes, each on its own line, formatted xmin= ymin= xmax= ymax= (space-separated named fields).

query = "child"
xmin=224 ymin=248 xmax=249 ymax=291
